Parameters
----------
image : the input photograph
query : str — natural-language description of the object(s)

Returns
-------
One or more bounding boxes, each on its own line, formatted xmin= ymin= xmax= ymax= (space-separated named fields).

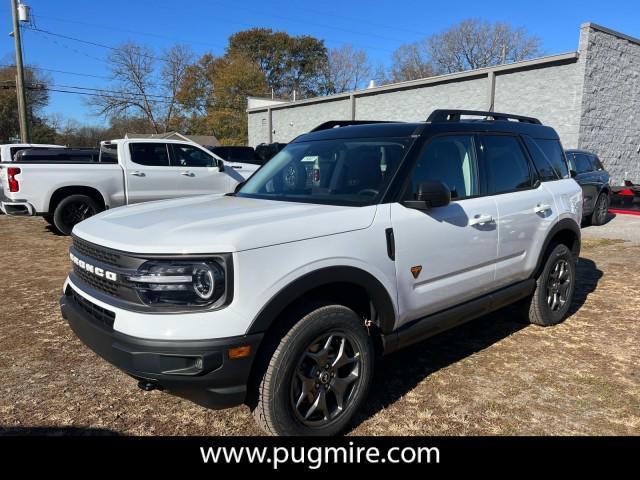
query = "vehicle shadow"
xmin=582 ymin=212 xmax=616 ymax=228
xmin=0 ymin=426 xmax=120 ymax=436
xmin=348 ymin=255 xmax=603 ymax=433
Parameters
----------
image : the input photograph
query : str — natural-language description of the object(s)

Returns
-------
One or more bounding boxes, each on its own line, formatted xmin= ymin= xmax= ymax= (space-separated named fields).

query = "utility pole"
xmin=10 ymin=0 xmax=29 ymax=142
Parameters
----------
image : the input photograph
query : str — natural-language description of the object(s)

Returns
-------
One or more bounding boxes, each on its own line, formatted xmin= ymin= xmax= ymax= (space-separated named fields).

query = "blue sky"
xmin=1 ymin=0 xmax=639 ymax=125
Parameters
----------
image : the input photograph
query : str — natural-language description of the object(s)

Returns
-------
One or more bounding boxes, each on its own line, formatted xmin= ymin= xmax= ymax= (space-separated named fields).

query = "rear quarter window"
xmin=532 ymin=138 xmax=570 ymax=179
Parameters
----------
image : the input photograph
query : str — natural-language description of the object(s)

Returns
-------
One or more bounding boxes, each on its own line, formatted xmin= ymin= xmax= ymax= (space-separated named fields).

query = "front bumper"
xmin=60 ymin=289 xmax=263 ymax=410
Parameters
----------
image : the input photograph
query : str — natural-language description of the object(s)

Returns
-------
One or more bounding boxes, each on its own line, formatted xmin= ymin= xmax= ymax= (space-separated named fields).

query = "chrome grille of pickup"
xmin=73 ymin=237 xmax=121 ymax=266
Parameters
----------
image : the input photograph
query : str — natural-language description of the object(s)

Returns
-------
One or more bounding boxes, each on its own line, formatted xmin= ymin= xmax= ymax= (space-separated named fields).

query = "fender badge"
xmin=410 ymin=265 xmax=422 ymax=279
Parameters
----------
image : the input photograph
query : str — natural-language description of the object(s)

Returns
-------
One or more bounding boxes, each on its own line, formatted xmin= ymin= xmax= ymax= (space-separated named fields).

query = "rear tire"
xmin=252 ymin=304 xmax=374 ymax=436
xmin=520 ymin=243 xmax=576 ymax=326
xmin=591 ymin=192 xmax=609 ymax=226
xmin=52 ymin=194 xmax=100 ymax=235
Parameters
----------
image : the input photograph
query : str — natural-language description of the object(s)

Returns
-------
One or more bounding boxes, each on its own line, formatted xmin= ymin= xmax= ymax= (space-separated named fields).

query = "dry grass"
xmin=0 ymin=216 xmax=638 ymax=436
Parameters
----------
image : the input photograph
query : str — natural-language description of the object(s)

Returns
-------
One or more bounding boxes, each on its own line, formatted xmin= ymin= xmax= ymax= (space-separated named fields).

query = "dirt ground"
xmin=0 ymin=215 xmax=638 ymax=436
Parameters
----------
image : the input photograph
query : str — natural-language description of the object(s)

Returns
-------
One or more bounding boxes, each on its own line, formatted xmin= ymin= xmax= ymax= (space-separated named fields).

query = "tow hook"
xmin=137 ymin=380 xmax=161 ymax=392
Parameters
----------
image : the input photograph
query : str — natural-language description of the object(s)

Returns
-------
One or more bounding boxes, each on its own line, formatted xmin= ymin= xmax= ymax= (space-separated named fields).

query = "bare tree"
xmin=89 ymin=42 xmax=193 ymax=133
xmin=387 ymin=19 xmax=542 ymax=82
xmin=324 ymin=44 xmax=372 ymax=93
xmin=389 ymin=42 xmax=436 ymax=82
xmin=427 ymin=19 xmax=541 ymax=73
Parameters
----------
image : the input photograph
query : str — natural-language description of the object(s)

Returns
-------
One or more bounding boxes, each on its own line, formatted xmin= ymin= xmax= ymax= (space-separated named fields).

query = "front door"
xmin=391 ymin=134 xmax=499 ymax=327
xmin=169 ymin=143 xmax=230 ymax=195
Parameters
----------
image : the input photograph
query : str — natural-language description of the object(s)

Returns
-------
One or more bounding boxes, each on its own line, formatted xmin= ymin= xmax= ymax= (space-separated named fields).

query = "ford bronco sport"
xmin=60 ymin=110 xmax=583 ymax=436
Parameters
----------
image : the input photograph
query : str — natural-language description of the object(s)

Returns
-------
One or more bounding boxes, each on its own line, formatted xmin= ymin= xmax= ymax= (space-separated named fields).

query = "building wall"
xmin=270 ymin=98 xmax=351 ymax=144
xmin=493 ymin=62 xmax=583 ymax=149
xmin=577 ymin=25 xmax=640 ymax=184
xmin=354 ymin=77 xmax=488 ymax=121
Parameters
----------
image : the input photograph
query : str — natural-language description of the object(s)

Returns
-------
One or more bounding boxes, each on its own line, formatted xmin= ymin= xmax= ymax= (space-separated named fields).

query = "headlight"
xmin=127 ymin=260 xmax=226 ymax=307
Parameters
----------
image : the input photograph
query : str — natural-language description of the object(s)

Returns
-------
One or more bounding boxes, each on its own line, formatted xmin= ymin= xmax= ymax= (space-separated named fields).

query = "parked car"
xmin=255 ymin=142 xmax=287 ymax=163
xmin=61 ymin=110 xmax=582 ymax=436
xmin=565 ymin=149 xmax=611 ymax=225
xmin=14 ymin=148 xmax=100 ymax=163
xmin=0 ymin=138 xmax=260 ymax=234
xmin=0 ymin=143 xmax=65 ymax=163
xmin=206 ymin=146 xmax=264 ymax=166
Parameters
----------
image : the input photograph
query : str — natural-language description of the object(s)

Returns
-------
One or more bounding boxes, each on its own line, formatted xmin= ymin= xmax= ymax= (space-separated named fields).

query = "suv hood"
xmin=73 ymin=194 xmax=377 ymax=253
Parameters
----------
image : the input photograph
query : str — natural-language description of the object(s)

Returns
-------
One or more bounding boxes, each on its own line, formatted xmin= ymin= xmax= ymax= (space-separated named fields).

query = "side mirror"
xmin=218 ymin=160 xmax=225 ymax=172
xmin=569 ymin=169 xmax=577 ymax=178
xmin=403 ymin=181 xmax=451 ymax=210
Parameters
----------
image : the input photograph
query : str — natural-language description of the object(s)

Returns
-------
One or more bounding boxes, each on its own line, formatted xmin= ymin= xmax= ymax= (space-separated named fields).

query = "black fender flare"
xmin=245 ymin=266 xmax=397 ymax=335
xmin=533 ymin=217 xmax=581 ymax=276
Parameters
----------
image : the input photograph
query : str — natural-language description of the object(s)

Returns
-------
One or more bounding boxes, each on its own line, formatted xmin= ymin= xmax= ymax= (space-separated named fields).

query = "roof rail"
xmin=310 ymin=120 xmax=402 ymax=132
xmin=427 ymin=109 xmax=542 ymax=125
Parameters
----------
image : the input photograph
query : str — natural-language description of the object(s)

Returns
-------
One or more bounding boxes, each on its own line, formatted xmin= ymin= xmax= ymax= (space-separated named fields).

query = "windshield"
xmin=236 ymin=137 xmax=411 ymax=206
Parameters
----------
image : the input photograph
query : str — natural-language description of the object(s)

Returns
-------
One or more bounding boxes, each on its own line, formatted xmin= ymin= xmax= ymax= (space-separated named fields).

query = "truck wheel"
xmin=52 ymin=195 xmax=100 ymax=235
xmin=521 ymin=243 xmax=576 ymax=326
xmin=252 ymin=304 xmax=374 ymax=436
xmin=591 ymin=193 xmax=609 ymax=226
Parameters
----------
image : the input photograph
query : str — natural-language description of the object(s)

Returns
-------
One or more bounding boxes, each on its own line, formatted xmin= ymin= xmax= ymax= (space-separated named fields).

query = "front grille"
xmin=67 ymin=287 xmax=115 ymax=330
xmin=73 ymin=237 xmax=121 ymax=266
xmin=73 ymin=265 xmax=120 ymax=296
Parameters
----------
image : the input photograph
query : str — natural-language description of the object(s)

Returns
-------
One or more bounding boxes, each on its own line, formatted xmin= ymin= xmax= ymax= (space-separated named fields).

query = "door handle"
xmin=534 ymin=203 xmax=552 ymax=214
xmin=180 ymin=171 xmax=195 ymax=177
xmin=469 ymin=214 xmax=494 ymax=226
xmin=231 ymin=165 xmax=242 ymax=169
xmin=130 ymin=171 xmax=145 ymax=177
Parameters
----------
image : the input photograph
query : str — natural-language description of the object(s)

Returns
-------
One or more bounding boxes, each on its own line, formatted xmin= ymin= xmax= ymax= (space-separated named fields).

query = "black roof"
xmin=294 ymin=118 xmax=559 ymax=143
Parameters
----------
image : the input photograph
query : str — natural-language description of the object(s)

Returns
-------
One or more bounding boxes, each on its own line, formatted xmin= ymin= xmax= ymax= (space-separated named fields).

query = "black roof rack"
xmin=427 ymin=109 xmax=542 ymax=125
xmin=310 ymin=120 xmax=402 ymax=132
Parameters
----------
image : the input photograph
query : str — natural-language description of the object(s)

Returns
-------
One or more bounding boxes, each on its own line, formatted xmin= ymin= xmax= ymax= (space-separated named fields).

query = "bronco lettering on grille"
xmin=70 ymin=252 xmax=118 ymax=281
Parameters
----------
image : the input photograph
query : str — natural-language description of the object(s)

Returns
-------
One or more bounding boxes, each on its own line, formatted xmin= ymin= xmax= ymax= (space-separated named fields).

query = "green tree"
xmin=227 ymin=28 xmax=328 ymax=98
xmin=0 ymin=65 xmax=51 ymax=143
xmin=177 ymin=53 xmax=268 ymax=145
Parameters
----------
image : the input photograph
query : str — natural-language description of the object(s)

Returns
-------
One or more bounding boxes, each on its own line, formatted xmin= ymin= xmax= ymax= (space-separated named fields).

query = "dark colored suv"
xmin=565 ymin=149 xmax=610 ymax=225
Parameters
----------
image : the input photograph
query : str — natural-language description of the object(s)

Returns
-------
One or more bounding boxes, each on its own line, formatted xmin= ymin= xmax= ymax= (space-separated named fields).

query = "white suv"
xmin=60 ymin=110 xmax=583 ymax=436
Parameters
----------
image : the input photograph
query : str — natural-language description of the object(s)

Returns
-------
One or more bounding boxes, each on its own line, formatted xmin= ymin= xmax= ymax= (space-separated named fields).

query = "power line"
xmin=0 ymin=63 xmax=112 ymax=79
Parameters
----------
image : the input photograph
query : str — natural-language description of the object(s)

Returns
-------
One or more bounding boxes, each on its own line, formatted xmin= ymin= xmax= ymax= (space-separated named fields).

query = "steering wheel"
xmin=357 ymin=188 xmax=379 ymax=197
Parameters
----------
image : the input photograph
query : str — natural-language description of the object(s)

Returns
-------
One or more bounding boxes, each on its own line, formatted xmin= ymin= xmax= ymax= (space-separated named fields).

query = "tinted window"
xmin=409 ymin=135 xmax=478 ymax=199
xmin=573 ymin=153 xmax=593 ymax=174
xmin=100 ymin=144 xmax=118 ymax=164
xmin=522 ymin=136 xmax=559 ymax=181
xmin=481 ymin=135 xmax=532 ymax=195
xmin=534 ymin=139 xmax=569 ymax=179
xmin=171 ymin=144 xmax=215 ymax=167
xmin=238 ymin=138 xmax=410 ymax=206
xmin=589 ymin=155 xmax=603 ymax=171
xmin=129 ymin=143 xmax=170 ymax=166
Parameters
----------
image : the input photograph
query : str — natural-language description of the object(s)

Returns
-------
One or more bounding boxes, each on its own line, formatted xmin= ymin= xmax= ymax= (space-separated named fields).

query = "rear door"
xmin=124 ymin=142 xmax=182 ymax=204
xmin=479 ymin=134 xmax=557 ymax=287
xmin=169 ymin=143 xmax=230 ymax=195
xmin=390 ymin=134 xmax=499 ymax=326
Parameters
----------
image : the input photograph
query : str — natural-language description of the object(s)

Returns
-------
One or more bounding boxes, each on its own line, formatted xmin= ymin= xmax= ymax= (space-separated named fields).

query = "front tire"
xmin=252 ymin=305 xmax=374 ymax=436
xmin=522 ymin=243 xmax=576 ymax=326
xmin=52 ymin=194 xmax=100 ymax=235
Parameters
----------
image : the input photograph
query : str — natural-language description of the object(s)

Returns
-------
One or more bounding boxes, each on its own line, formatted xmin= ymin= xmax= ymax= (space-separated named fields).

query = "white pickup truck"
xmin=0 ymin=138 xmax=258 ymax=234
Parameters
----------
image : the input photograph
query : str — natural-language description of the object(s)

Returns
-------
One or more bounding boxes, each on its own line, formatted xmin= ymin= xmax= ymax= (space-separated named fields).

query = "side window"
xmin=480 ymin=135 xmax=533 ymax=195
xmin=129 ymin=143 xmax=170 ymax=166
xmin=589 ymin=155 xmax=603 ymax=171
xmin=171 ymin=144 xmax=216 ymax=167
xmin=408 ymin=135 xmax=478 ymax=200
xmin=523 ymin=136 xmax=560 ymax=181
xmin=574 ymin=154 xmax=593 ymax=174
xmin=533 ymin=139 xmax=570 ymax=179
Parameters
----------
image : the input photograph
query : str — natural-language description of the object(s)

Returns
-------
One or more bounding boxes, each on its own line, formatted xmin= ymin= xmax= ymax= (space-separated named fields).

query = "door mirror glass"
xmin=403 ymin=181 xmax=451 ymax=210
